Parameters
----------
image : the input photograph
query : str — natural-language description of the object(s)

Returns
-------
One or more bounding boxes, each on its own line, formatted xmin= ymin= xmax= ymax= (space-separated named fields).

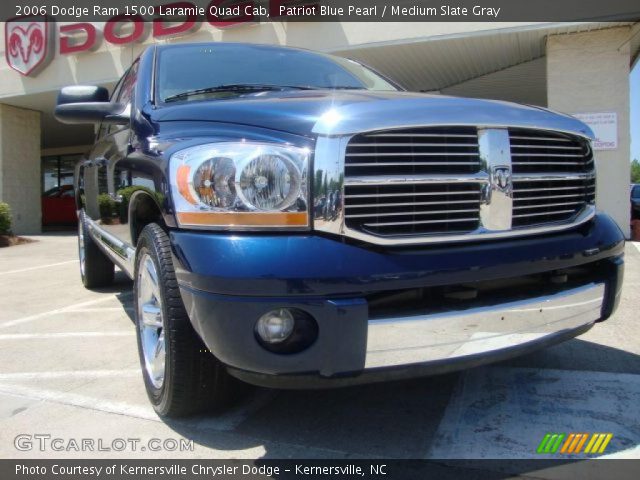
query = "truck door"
xmin=90 ymin=61 xmax=139 ymax=246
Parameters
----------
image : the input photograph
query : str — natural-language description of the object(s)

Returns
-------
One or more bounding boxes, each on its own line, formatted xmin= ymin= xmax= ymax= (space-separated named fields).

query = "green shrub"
xmin=632 ymin=159 xmax=640 ymax=184
xmin=116 ymin=186 xmax=164 ymax=223
xmin=97 ymin=194 xmax=116 ymax=222
xmin=0 ymin=202 xmax=11 ymax=235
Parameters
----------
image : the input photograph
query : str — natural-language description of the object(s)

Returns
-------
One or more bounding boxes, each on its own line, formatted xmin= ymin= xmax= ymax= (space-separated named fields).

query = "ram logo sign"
xmin=5 ymin=16 xmax=55 ymax=76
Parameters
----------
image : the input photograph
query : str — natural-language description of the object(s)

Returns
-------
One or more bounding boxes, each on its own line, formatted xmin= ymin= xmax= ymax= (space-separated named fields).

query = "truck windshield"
xmin=156 ymin=44 xmax=398 ymax=103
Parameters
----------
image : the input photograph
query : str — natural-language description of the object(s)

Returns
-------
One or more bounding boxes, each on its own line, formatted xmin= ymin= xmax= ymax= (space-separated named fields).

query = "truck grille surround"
xmin=340 ymin=126 xmax=596 ymax=242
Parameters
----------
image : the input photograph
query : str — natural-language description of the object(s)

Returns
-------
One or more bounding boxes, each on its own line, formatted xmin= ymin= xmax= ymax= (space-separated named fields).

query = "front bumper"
xmin=172 ymin=213 xmax=624 ymax=388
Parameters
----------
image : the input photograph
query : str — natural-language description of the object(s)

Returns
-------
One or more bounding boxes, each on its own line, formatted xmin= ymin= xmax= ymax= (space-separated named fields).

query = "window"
xmin=156 ymin=44 xmax=398 ymax=103
xmin=41 ymin=154 xmax=81 ymax=194
xmin=101 ymin=60 xmax=139 ymax=137
xmin=116 ymin=60 xmax=139 ymax=105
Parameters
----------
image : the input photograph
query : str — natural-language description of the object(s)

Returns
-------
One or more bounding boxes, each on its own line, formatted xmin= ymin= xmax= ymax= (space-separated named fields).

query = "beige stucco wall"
xmin=547 ymin=27 xmax=632 ymax=237
xmin=0 ymin=104 xmax=41 ymax=234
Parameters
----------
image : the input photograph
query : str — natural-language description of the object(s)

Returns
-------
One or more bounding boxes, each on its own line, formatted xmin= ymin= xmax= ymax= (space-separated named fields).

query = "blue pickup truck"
xmin=55 ymin=42 xmax=624 ymax=417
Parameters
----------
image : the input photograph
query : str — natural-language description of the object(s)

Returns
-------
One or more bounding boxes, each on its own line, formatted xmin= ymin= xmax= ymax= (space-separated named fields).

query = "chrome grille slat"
xmin=345 ymin=174 xmax=488 ymax=186
xmin=509 ymin=136 xmax=573 ymax=142
xmin=511 ymin=153 xmax=585 ymax=158
xmin=346 ymin=199 xmax=479 ymax=208
xmin=346 ymin=152 xmax=479 ymax=157
xmin=514 ymin=185 xmax=591 ymax=193
xmin=514 ymin=193 xmax=589 ymax=201
xmin=349 ymin=143 xmax=479 ymax=147
xmin=511 ymin=145 xmax=582 ymax=150
xmin=363 ymin=218 xmax=480 ymax=227
xmin=512 ymin=172 xmax=594 ymax=181
xmin=513 ymin=201 xmax=584 ymax=210
xmin=346 ymin=208 xmax=480 ymax=219
xmin=346 ymin=162 xmax=480 ymax=167
xmin=365 ymin=133 xmax=477 ymax=138
xmin=513 ymin=209 xmax=577 ymax=219
xmin=515 ymin=162 xmax=585 ymax=165
xmin=345 ymin=191 xmax=481 ymax=199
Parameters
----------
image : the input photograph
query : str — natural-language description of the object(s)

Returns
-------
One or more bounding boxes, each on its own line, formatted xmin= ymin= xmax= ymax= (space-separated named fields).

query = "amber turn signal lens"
xmin=176 ymin=211 xmax=308 ymax=227
xmin=176 ymin=165 xmax=198 ymax=205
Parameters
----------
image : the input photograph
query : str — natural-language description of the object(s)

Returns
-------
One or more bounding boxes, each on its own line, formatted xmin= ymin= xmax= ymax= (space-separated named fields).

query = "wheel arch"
xmin=129 ymin=190 xmax=166 ymax=246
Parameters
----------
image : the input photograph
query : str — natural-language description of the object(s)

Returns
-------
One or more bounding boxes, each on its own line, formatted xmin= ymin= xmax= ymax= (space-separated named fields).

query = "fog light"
xmin=255 ymin=309 xmax=295 ymax=344
xmin=254 ymin=308 xmax=319 ymax=354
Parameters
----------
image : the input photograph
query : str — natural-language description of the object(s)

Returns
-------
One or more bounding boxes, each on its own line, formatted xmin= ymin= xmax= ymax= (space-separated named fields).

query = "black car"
xmin=55 ymin=43 xmax=624 ymax=417
xmin=631 ymin=184 xmax=640 ymax=220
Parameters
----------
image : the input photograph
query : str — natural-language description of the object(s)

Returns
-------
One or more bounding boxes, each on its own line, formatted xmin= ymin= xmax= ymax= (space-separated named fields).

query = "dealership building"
xmin=0 ymin=20 xmax=638 ymax=236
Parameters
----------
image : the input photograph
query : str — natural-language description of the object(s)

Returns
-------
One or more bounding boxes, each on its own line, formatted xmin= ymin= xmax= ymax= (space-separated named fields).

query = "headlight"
xmin=170 ymin=143 xmax=310 ymax=229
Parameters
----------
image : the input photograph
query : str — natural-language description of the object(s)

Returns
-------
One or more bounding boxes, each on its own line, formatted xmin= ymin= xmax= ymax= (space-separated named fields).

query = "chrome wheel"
xmin=78 ymin=221 xmax=86 ymax=277
xmin=137 ymin=253 xmax=166 ymax=389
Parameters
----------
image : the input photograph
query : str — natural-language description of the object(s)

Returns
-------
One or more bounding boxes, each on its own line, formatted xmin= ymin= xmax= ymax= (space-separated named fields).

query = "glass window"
xmin=156 ymin=44 xmax=398 ymax=102
xmin=41 ymin=154 xmax=82 ymax=194
xmin=42 ymin=156 xmax=59 ymax=192
xmin=116 ymin=60 xmax=139 ymax=105
xmin=632 ymin=185 xmax=640 ymax=199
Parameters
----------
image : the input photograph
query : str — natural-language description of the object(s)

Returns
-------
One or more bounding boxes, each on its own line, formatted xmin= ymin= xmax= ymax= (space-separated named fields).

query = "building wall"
xmin=547 ymin=27 xmax=632 ymax=237
xmin=0 ymin=104 xmax=41 ymax=234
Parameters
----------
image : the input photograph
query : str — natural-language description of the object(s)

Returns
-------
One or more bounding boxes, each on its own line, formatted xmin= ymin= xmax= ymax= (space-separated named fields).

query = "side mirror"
xmin=57 ymin=85 xmax=109 ymax=104
xmin=54 ymin=86 xmax=129 ymax=125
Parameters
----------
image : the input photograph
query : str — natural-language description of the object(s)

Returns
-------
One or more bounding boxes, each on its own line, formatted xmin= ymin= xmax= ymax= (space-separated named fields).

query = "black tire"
xmin=134 ymin=223 xmax=241 ymax=417
xmin=78 ymin=210 xmax=114 ymax=288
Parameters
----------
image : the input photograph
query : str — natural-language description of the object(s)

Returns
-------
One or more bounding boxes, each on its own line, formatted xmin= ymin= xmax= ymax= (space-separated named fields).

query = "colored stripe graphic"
xmin=537 ymin=434 xmax=552 ymax=453
xmin=585 ymin=433 xmax=614 ymax=454
xmin=540 ymin=433 xmax=565 ymax=453
xmin=538 ymin=433 xmax=612 ymax=454
xmin=573 ymin=433 xmax=589 ymax=453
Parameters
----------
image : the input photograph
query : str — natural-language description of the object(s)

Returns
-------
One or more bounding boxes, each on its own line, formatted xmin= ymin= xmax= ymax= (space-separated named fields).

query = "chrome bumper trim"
xmin=365 ymin=282 xmax=604 ymax=369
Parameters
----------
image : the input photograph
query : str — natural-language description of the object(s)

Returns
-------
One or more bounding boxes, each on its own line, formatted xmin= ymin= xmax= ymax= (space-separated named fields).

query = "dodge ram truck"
xmin=54 ymin=43 xmax=625 ymax=417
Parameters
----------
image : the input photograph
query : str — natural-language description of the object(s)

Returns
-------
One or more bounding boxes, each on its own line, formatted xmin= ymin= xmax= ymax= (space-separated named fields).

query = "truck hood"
xmin=150 ymin=90 xmax=593 ymax=139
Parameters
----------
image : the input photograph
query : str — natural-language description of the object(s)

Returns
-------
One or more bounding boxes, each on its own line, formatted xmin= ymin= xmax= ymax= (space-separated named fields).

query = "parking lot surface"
xmin=0 ymin=233 xmax=639 ymax=459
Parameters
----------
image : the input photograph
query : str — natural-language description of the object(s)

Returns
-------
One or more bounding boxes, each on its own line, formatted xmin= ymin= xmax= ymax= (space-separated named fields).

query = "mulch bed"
xmin=0 ymin=235 xmax=36 ymax=248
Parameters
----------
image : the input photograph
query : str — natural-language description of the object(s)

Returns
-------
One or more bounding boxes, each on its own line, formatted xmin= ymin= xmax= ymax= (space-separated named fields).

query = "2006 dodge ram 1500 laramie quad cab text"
xmin=55 ymin=43 xmax=624 ymax=417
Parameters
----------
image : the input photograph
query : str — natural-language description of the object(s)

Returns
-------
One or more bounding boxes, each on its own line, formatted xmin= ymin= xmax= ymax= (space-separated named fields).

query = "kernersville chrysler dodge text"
xmin=54 ymin=43 xmax=624 ymax=417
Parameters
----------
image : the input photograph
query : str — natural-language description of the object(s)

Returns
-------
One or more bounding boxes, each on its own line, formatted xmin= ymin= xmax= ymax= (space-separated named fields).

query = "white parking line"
xmin=0 ymin=260 xmax=78 ymax=275
xmin=0 ymin=382 xmax=276 ymax=432
xmin=633 ymin=242 xmax=640 ymax=254
xmin=0 ymin=383 xmax=158 ymax=421
xmin=70 ymin=307 xmax=134 ymax=313
xmin=0 ymin=369 xmax=140 ymax=380
xmin=0 ymin=294 xmax=132 ymax=329
xmin=0 ymin=332 xmax=133 ymax=340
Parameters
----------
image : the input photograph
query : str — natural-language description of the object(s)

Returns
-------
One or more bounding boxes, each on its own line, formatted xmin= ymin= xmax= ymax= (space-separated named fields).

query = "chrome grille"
xmin=333 ymin=125 xmax=596 ymax=244
xmin=345 ymin=127 xmax=480 ymax=176
xmin=344 ymin=183 xmax=482 ymax=236
xmin=512 ymin=177 xmax=596 ymax=228
xmin=510 ymin=128 xmax=595 ymax=228
xmin=343 ymin=127 xmax=481 ymax=236
xmin=509 ymin=128 xmax=594 ymax=174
